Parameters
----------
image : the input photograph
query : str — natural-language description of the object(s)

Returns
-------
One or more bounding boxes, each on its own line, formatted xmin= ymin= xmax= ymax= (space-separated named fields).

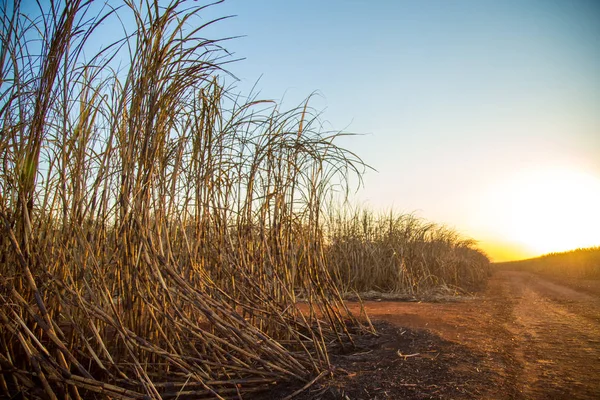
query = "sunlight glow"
xmin=485 ymin=168 xmax=600 ymax=256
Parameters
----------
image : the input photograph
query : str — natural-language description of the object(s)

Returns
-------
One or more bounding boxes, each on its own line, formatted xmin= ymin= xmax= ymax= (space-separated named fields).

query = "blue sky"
xmin=202 ymin=0 xmax=600 ymax=260
xmin=21 ymin=0 xmax=597 ymax=260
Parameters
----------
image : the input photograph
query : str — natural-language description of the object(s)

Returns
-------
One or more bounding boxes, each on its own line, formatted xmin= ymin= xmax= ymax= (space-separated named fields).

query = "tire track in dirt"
xmin=348 ymin=270 xmax=600 ymax=399
xmin=502 ymin=271 xmax=600 ymax=399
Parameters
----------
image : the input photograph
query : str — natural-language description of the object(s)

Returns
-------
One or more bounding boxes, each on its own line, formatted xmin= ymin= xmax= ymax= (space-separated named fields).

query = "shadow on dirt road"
xmin=342 ymin=270 xmax=600 ymax=399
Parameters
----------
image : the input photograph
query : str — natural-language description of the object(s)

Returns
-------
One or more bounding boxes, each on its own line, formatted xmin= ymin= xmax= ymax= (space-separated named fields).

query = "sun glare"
xmin=489 ymin=168 xmax=600 ymax=256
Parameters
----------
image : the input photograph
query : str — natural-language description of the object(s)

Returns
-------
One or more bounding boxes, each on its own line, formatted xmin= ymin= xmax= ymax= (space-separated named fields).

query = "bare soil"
xmin=272 ymin=270 xmax=600 ymax=399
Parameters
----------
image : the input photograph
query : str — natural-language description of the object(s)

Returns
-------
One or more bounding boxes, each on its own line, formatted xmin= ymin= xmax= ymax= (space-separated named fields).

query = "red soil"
xmin=279 ymin=270 xmax=600 ymax=399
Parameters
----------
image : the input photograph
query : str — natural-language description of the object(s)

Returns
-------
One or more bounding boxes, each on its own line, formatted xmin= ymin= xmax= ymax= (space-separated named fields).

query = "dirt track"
xmin=337 ymin=270 xmax=600 ymax=399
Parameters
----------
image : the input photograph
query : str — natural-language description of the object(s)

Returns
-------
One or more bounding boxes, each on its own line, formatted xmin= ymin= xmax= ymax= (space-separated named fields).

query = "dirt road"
xmin=335 ymin=270 xmax=600 ymax=399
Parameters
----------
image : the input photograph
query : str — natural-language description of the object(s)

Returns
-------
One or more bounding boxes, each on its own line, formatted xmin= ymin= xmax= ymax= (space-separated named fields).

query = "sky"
xmin=21 ymin=0 xmax=598 ymax=262
xmin=194 ymin=0 xmax=600 ymax=262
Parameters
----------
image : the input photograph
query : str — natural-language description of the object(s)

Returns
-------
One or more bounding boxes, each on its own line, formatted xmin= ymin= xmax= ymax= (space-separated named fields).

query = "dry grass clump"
xmin=0 ymin=1 xmax=370 ymax=398
xmin=496 ymin=246 xmax=600 ymax=279
xmin=326 ymin=209 xmax=491 ymax=295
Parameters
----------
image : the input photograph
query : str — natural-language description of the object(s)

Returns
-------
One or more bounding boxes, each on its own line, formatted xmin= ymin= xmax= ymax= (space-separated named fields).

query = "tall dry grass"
xmin=495 ymin=246 xmax=600 ymax=279
xmin=326 ymin=209 xmax=491 ymax=295
xmin=0 ymin=1 xmax=369 ymax=398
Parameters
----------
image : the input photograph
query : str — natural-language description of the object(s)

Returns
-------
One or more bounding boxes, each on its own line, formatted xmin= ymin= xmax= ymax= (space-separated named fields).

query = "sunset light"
xmin=484 ymin=168 xmax=600 ymax=256
xmin=2 ymin=1 xmax=600 ymax=398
